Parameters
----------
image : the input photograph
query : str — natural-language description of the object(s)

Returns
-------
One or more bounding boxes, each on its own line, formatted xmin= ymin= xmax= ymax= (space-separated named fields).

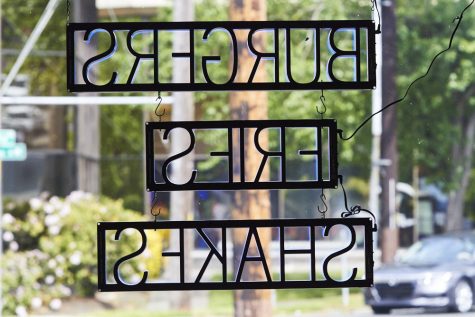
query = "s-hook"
xmin=317 ymin=188 xmax=328 ymax=218
xmin=318 ymin=188 xmax=328 ymax=236
xmin=155 ymin=91 xmax=165 ymax=120
xmin=151 ymin=192 xmax=161 ymax=230
xmin=317 ymin=86 xmax=327 ymax=120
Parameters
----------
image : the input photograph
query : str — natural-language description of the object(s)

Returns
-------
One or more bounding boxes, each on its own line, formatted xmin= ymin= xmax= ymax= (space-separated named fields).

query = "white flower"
xmin=49 ymin=298 xmax=62 ymax=311
xmin=43 ymin=204 xmax=56 ymax=214
xmin=45 ymin=214 xmax=60 ymax=226
xmin=59 ymin=205 xmax=71 ymax=216
xmin=67 ymin=191 xmax=92 ymax=203
xmin=44 ymin=203 xmax=55 ymax=214
xmin=31 ymin=297 xmax=42 ymax=309
xmin=60 ymin=285 xmax=72 ymax=296
xmin=16 ymin=286 xmax=25 ymax=298
xmin=49 ymin=196 xmax=61 ymax=207
xmin=55 ymin=255 xmax=65 ymax=263
xmin=15 ymin=305 xmax=28 ymax=316
xmin=3 ymin=231 xmax=14 ymax=242
xmin=55 ymin=268 xmax=64 ymax=277
xmin=10 ymin=241 xmax=19 ymax=251
xmin=48 ymin=225 xmax=61 ymax=235
xmin=47 ymin=259 xmax=57 ymax=269
xmin=29 ymin=197 xmax=43 ymax=210
xmin=2 ymin=213 xmax=15 ymax=225
xmin=45 ymin=275 xmax=55 ymax=285
xmin=69 ymin=251 xmax=82 ymax=265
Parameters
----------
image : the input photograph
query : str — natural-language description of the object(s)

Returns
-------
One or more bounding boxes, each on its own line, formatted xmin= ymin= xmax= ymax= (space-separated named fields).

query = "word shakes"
xmin=67 ymin=20 xmax=376 ymax=92
xmin=145 ymin=120 xmax=339 ymax=192
xmin=97 ymin=218 xmax=374 ymax=292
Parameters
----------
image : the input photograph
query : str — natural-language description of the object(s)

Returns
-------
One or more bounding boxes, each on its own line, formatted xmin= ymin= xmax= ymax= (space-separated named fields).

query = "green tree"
xmin=396 ymin=0 xmax=475 ymax=231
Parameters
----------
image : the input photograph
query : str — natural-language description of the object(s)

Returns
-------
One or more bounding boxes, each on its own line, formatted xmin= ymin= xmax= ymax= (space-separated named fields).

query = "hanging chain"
xmin=316 ymin=86 xmax=328 ymax=220
xmin=66 ymin=0 xmax=71 ymax=25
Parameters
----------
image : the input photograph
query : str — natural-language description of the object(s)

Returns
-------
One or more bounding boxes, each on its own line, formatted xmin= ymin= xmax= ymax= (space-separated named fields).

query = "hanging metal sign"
xmin=67 ymin=20 xmax=376 ymax=92
xmin=146 ymin=119 xmax=339 ymax=192
xmin=97 ymin=217 xmax=374 ymax=292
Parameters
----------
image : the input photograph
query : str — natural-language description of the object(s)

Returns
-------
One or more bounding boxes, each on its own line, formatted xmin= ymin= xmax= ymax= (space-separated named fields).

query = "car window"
xmin=401 ymin=237 xmax=471 ymax=266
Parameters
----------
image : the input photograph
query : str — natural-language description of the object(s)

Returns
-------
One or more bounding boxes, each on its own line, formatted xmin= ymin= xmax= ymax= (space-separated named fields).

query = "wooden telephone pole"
xmin=229 ymin=1 xmax=273 ymax=317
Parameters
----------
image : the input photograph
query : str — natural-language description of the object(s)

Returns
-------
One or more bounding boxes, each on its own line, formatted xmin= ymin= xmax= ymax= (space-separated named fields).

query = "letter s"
xmin=113 ymin=227 xmax=148 ymax=286
xmin=82 ymin=28 xmax=118 ymax=86
xmin=322 ymin=224 xmax=357 ymax=283
xmin=161 ymin=128 xmax=197 ymax=185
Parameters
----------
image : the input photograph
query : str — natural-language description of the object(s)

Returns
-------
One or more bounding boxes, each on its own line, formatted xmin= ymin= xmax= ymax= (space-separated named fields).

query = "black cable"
xmin=372 ymin=0 xmax=382 ymax=34
xmin=341 ymin=0 xmax=475 ymax=141
xmin=339 ymin=176 xmax=378 ymax=231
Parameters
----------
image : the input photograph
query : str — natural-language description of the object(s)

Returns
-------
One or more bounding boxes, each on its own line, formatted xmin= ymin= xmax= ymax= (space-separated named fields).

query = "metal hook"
xmin=151 ymin=192 xmax=161 ymax=231
xmin=317 ymin=87 xmax=327 ymax=119
xmin=155 ymin=92 xmax=165 ymax=119
xmin=317 ymin=189 xmax=328 ymax=216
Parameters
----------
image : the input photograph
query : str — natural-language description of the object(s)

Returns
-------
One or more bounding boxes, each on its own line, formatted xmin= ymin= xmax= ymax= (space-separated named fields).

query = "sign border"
xmin=67 ymin=20 xmax=376 ymax=92
xmin=145 ymin=119 xmax=339 ymax=192
xmin=97 ymin=217 xmax=374 ymax=292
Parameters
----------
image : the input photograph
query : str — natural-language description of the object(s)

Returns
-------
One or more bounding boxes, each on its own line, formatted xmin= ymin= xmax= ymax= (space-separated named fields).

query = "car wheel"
xmin=371 ymin=306 xmax=391 ymax=315
xmin=450 ymin=279 xmax=473 ymax=313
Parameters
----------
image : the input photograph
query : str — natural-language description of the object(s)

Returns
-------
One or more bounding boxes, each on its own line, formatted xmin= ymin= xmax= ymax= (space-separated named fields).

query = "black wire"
xmin=372 ymin=0 xmax=381 ymax=34
xmin=341 ymin=0 xmax=475 ymax=141
xmin=339 ymin=176 xmax=378 ymax=231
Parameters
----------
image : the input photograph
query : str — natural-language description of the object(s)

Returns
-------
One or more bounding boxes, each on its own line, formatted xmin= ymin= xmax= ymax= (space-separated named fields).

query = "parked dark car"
xmin=364 ymin=232 xmax=475 ymax=314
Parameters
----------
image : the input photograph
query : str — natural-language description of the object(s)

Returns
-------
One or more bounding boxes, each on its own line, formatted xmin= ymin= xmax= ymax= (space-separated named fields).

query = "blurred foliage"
xmin=2 ymin=193 xmax=163 ymax=315
xmin=394 ymin=0 xmax=475 ymax=216
xmin=2 ymin=0 xmax=67 ymax=95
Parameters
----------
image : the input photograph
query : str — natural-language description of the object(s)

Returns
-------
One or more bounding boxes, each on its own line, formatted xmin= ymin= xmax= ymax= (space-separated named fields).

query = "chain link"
xmin=66 ymin=0 xmax=71 ymax=24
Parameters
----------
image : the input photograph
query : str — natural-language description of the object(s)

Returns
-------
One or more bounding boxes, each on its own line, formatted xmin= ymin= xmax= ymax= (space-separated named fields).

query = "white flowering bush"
xmin=2 ymin=192 xmax=160 ymax=315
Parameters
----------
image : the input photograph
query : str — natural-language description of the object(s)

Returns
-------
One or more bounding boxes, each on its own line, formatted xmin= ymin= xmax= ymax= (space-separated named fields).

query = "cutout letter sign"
xmin=146 ymin=119 xmax=339 ymax=192
xmin=67 ymin=20 xmax=376 ymax=92
xmin=97 ymin=218 xmax=374 ymax=292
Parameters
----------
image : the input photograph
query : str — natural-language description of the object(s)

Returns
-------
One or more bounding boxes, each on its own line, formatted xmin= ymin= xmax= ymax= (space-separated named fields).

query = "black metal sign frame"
xmin=146 ymin=119 xmax=339 ymax=192
xmin=97 ymin=217 xmax=374 ymax=292
xmin=67 ymin=20 xmax=376 ymax=92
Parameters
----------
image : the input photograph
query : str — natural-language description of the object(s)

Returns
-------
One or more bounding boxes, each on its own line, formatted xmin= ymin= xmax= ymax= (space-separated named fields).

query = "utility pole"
xmin=73 ymin=0 xmax=100 ymax=194
xmin=369 ymin=0 xmax=383 ymax=251
xmin=380 ymin=0 xmax=399 ymax=263
xmin=162 ymin=0 xmax=195 ymax=310
xmin=229 ymin=1 xmax=272 ymax=317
